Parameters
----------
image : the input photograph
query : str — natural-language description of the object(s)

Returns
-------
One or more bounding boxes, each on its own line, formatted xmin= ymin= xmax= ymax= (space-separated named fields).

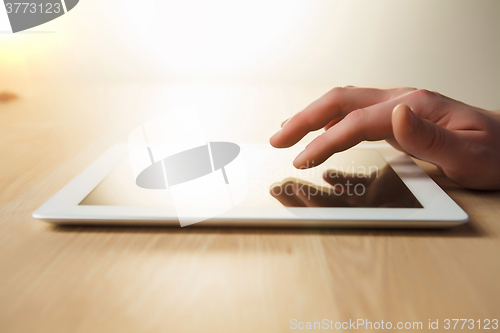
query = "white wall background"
xmin=1 ymin=0 xmax=499 ymax=109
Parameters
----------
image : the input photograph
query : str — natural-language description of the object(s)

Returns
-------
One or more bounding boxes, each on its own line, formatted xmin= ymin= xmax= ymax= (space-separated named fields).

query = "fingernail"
xmin=281 ymin=118 xmax=290 ymax=128
xmin=293 ymin=150 xmax=308 ymax=168
xmin=270 ymin=129 xmax=282 ymax=142
xmin=406 ymin=106 xmax=419 ymax=134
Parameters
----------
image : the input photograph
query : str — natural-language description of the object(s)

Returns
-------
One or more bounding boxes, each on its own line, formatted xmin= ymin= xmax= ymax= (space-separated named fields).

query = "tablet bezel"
xmin=32 ymin=143 xmax=469 ymax=227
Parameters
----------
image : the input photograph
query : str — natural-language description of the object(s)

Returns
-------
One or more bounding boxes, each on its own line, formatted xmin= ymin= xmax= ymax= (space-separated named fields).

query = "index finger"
xmin=270 ymin=86 xmax=414 ymax=148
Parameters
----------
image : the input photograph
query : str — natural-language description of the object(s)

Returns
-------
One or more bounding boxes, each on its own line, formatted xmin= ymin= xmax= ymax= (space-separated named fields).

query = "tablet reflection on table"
xmin=270 ymin=164 xmax=423 ymax=208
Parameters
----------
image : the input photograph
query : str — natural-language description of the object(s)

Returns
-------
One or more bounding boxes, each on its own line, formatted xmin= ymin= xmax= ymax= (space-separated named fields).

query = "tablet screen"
xmin=80 ymin=148 xmax=422 ymax=209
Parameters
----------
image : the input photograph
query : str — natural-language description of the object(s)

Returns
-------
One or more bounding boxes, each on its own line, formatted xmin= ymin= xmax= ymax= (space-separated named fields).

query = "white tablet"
xmin=32 ymin=143 xmax=469 ymax=228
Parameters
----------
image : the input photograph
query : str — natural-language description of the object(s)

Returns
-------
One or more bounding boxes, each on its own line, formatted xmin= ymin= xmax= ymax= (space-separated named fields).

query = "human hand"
xmin=270 ymin=87 xmax=500 ymax=189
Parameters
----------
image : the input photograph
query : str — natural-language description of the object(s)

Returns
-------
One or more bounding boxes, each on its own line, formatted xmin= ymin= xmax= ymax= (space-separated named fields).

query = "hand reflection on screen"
xmin=269 ymin=165 xmax=422 ymax=208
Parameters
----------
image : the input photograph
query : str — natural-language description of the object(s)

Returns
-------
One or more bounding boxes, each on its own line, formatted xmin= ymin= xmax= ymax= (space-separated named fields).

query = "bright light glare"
xmin=120 ymin=0 xmax=306 ymax=75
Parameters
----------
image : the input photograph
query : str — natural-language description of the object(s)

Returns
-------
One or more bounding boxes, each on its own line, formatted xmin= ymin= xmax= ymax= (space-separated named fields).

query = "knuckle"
xmin=344 ymin=108 xmax=368 ymax=139
xmin=344 ymin=108 xmax=367 ymax=123
xmin=397 ymin=87 xmax=418 ymax=95
xmin=411 ymin=89 xmax=438 ymax=100
xmin=326 ymin=86 xmax=345 ymax=99
xmin=402 ymin=86 xmax=417 ymax=91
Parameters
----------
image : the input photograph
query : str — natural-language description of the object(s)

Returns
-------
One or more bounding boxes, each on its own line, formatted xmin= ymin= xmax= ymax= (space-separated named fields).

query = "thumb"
xmin=392 ymin=104 xmax=461 ymax=168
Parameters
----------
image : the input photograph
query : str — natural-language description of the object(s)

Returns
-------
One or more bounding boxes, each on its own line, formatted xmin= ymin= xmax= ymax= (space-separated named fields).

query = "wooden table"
xmin=1 ymin=85 xmax=499 ymax=333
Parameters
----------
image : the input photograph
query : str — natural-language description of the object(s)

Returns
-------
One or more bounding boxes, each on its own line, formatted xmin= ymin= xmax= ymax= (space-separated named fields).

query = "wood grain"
xmin=1 ymin=86 xmax=499 ymax=333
